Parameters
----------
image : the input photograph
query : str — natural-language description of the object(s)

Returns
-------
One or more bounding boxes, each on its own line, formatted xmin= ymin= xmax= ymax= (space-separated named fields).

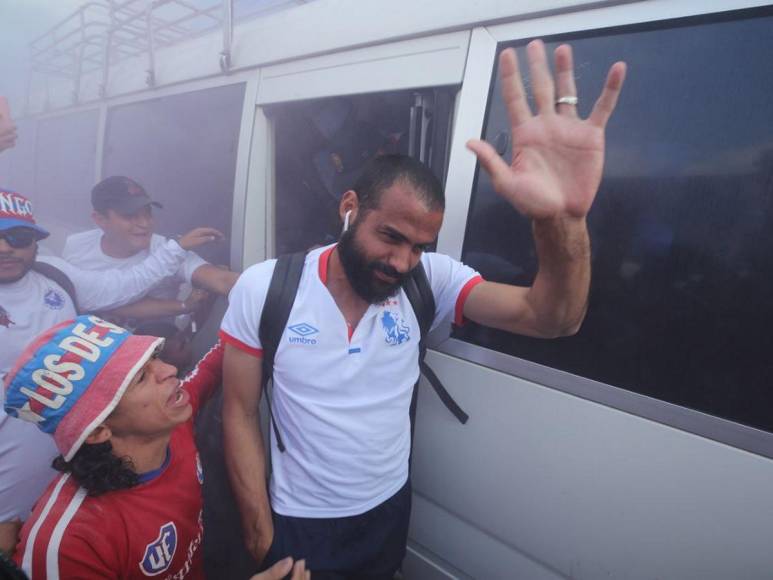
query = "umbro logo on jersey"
xmin=140 ymin=522 xmax=178 ymax=576
xmin=288 ymin=322 xmax=319 ymax=345
xmin=289 ymin=323 xmax=318 ymax=337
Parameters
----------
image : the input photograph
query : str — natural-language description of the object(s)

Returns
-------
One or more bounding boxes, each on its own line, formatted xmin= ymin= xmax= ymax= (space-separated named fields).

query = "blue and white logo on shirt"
xmin=288 ymin=322 xmax=319 ymax=345
xmin=140 ymin=522 xmax=178 ymax=576
xmin=289 ymin=323 xmax=318 ymax=337
xmin=381 ymin=311 xmax=410 ymax=345
xmin=43 ymin=289 xmax=65 ymax=310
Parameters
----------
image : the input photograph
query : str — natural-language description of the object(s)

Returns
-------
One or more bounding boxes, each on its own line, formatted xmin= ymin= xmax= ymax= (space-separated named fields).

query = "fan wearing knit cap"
xmin=5 ymin=315 xmax=223 ymax=580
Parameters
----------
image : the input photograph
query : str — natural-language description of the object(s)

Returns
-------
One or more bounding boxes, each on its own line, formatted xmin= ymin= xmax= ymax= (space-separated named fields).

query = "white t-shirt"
xmin=63 ymin=229 xmax=207 ymax=301
xmin=0 ymin=272 xmax=76 ymax=521
xmin=220 ymin=244 xmax=482 ymax=518
xmin=0 ymin=239 xmax=188 ymax=520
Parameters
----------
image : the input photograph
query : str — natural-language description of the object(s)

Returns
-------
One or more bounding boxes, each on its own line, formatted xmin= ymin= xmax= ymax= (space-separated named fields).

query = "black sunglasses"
xmin=0 ymin=228 xmax=38 ymax=249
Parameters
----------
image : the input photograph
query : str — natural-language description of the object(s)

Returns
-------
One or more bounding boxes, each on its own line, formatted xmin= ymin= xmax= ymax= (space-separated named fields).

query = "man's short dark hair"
xmin=352 ymin=154 xmax=445 ymax=213
xmin=52 ymin=441 xmax=138 ymax=497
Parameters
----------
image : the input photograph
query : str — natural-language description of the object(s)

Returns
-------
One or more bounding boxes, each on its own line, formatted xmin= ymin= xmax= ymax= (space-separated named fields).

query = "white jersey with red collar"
xmin=14 ymin=341 xmax=223 ymax=580
xmin=220 ymin=244 xmax=482 ymax=518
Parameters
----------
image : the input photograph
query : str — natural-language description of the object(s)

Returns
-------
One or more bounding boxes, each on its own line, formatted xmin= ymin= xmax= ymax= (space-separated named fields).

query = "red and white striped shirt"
xmin=14 ymin=341 xmax=223 ymax=580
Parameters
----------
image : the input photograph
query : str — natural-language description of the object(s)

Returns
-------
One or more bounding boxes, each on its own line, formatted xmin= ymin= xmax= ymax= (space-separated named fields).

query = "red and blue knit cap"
xmin=0 ymin=188 xmax=49 ymax=237
xmin=3 ymin=315 xmax=164 ymax=461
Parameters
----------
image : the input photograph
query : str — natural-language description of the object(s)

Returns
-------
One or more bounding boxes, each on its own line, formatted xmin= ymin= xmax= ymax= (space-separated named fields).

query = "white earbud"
xmin=342 ymin=210 xmax=352 ymax=234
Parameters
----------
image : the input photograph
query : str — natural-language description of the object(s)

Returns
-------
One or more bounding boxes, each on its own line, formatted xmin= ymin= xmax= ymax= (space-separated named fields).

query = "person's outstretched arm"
xmin=48 ymin=227 xmax=224 ymax=312
xmin=464 ymin=41 xmax=626 ymax=338
xmin=192 ymin=263 xmax=240 ymax=296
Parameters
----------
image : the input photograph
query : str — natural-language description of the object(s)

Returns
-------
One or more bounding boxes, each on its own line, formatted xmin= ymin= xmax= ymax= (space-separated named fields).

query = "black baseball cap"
xmin=91 ymin=176 xmax=163 ymax=215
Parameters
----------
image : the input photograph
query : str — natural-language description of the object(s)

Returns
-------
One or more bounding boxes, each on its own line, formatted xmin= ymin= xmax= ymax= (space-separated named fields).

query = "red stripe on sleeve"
xmin=218 ymin=330 xmax=263 ymax=358
xmin=454 ymin=275 xmax=484 ymax=326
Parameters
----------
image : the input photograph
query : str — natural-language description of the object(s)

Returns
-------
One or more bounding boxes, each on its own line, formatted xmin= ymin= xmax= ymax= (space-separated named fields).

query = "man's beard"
xmin=338 ymin=225 xmax=409 ymax=304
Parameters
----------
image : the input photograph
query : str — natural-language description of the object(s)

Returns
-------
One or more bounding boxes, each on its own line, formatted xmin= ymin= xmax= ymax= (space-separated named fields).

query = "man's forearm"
xmin=193 ymin=264 xmax=240 ymax=296
xmin=526 ymin=215 xmax=591 ymax=336
xmin=102 ymin=298 xmax=187 ymax=320
xmin=223 ymin=407 xmax=272 ymax=539
xmin=60 ymin=239 xmax=187 ymax=312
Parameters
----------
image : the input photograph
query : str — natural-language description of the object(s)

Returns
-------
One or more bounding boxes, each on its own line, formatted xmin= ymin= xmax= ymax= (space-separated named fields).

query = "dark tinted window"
xmin=103 ymin=83 xmax=245 ymax=265
xmin=456 ymin=7 xmax=773 ymax=432
xmin=271 ymin=89 xmax=455 ymax=254
xmin=104 ymin=84 xmax=246 ymax=580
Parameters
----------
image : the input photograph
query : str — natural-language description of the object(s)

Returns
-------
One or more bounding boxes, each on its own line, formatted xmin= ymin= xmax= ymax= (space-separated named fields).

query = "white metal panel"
xmin=255 ymin=31 xmax=470 ymax=105
xmin=241 ymin=106 xmax=273 ymax=267
xmin=27 ymin=0 xmax=634 ymax=113
xmin=404 ymin=542 xmax=472 ymax=580
xmin=106 ymin=32 xmax=224 ymax=99
xmin=93 ymin=104 xmax=108 ymax=184
xmin=412 ymin=351 xmax=773 ymax=579
xmin=487 ymin=0 xmax=773 ymax=41
xmin=230 ymin=77 xmax=261 ymax=270
xmin=434 ymin=27 xmax=496 ymax=262
xmin=409 ymin=495 xmax=563 ymax=579
xmin=404 ymin=543 xmax=470 ymax=580
xmin=231 ymin=0 xmax=623 ymax=73
xmin=105 ymin=71 xmax=257 ymax=109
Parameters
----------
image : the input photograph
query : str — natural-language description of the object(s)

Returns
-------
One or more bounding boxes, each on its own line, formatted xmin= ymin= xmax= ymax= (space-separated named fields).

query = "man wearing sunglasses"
xmin=0 ymin=187 xmax=222 ymax=556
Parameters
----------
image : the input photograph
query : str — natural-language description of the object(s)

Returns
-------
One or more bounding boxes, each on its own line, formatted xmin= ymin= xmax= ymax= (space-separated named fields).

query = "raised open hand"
xmin=250 ymin=557 xmax=310 ymax=580
xmin=467 ymin=40 xmax=626 ymax=221
xmin=176 ymin=227 xmax=225 ymax=250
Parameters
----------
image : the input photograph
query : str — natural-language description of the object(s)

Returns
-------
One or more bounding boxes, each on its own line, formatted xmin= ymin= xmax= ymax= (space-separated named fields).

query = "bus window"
xmin=34 ymin=109 xmax=100 ymax=251
xmin=455 ymin=6 xmax=773 ymax=434
xmin=270 ymin=88 xmax=455 ymax=255
xmin=0 ymin=117 xmax=36 ymax=199
xmin=102 ymin=83 xmax=245 ymax=266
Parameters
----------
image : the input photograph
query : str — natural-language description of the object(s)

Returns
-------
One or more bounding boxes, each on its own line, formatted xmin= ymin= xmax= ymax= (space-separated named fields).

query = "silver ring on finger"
xmin=555 ymin=95 xmax=578 ymax=106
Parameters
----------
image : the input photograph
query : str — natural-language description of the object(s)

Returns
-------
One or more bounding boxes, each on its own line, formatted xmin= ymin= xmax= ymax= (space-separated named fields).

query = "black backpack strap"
xmin=32 ymin=261 xmax=79 ymax=313
xmin=258 ymin=252 xmax=306 ymax=453
xmin=404 ymin=261 xmax=435 ymax=347
xmin=404 ymin=263 xmax=469 ymax=433
xmin=418 ymin=359 xmax=468 ymax=424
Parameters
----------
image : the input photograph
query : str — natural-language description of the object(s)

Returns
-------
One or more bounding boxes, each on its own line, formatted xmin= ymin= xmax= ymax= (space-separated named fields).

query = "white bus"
xmin=3 ymin=1 xmax=773 ymax=577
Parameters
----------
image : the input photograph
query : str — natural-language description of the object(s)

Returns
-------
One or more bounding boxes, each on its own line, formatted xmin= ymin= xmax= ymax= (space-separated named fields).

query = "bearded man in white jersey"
xmin=0 ymin=187 xmax=222 ymax=556
xmin=222 ymin=40 xmax=626 ymax=578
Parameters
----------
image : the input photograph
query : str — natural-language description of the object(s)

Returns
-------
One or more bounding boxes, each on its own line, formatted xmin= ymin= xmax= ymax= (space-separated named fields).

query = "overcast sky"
xmin=0 ymin=0 xmax=86 ymax=113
